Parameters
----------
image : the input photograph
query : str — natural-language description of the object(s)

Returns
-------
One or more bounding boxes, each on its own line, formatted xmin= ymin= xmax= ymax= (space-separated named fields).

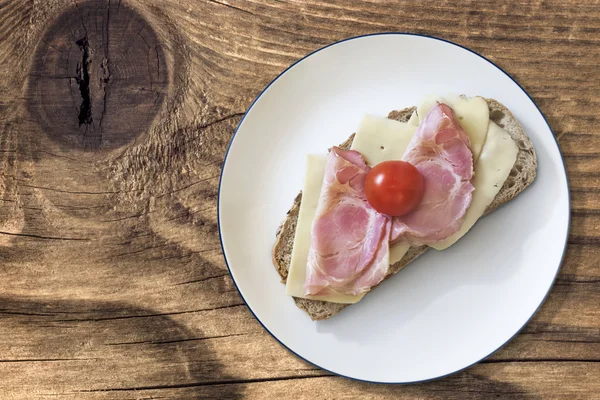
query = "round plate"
xmin=218 ymin=33 xmax=569 ymax=383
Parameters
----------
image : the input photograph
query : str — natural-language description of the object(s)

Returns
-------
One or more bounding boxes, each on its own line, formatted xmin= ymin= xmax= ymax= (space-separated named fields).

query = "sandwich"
xmin=272 ymin=95 xmax=537 ymax=320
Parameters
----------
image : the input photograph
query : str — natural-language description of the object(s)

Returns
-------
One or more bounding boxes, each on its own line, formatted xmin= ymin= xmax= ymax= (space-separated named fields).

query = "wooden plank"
xmin=237 ymin=364 xmax=600 ymax=400
xmin=14 ymin=363 xmax=599 ymax=399
xmin=0 ymin=0 xmax=598 ymax=398
xmin=0 ymin=277 xmax=597 ymax=396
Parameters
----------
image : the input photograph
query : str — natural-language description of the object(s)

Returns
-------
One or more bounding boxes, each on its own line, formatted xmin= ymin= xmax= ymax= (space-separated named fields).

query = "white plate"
xmin=218 ymin=33 xmax=569 ymax=383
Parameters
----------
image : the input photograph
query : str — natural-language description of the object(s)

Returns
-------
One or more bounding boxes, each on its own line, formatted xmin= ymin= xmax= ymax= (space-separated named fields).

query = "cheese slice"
xmin=417 ymin=94 xmax=489 ymax=161
xmin=431 ymin=121 xmax=518 ymax=250
xmin=389 ymin=242 xmax=411 ymax=265
xmin=407 ymin=110 xmax=420 ymax=127
xmin=285 ymin=155 xmax=365 ymax=303
xmin=351 ymin=114 xmax=417 ymax=165
xmin=351 ymin=115 xmax=417 ymax=264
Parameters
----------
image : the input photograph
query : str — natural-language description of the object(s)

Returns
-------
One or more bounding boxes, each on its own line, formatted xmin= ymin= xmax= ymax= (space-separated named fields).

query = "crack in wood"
xmin=101 ymin=211 xmax=154 ymax=223
xmin=155 ymin=174 xmax=220 ymax=199
xmin=555 ymin=277 xmax=600 ymax=284
xmin=189 ymin=248 xmax=221 ymax=255
xmin=72 ymin=1 xmax=89 ymax=36
xmin=482 ymin=359 xmax=600 ymax=363
xmin=206 ymin=0 xmax=257 ymax=17
xmin=0 ymin=310 xmax=58 ymax=317
xmin=40 ymin=39 xmax=66 ymax=55
xmin=0 ymin=231 xmax=90 ymax=241
xmin=27 ymin=74 xmax=77 ymax=79
xmin=155 ymin=45 xmax=160 ymax=79
xmin=75 ymin=35 xmax=93 ymax=126
xmin=172 ymin=272 xmax=230 ymax=286
xmin=196 ymin=112 xmax=245 ymax=131
xmin=522 ymin=325 xmax=600 ymax=336
xmin=53 ymin=304 xmax=245 ymax=322
xmin=113 ymin=242 xmax=171 ymax=258
xmin=105 ymin=332 xmax=249 ymax=346
xmin=533 ymin=338 xmax=600 ymax=344
xmin=53 ymin=204 xmax=107 ymax=210
xmin=569 ymin=236 xmax=600 ymax=245
xmin=34 ymin=150 xmax=79 ymax=162
xmin=71 ymin=373 xmax=331 ymax=393
xmin=0 ymin=358 xmax=96 ymax=363
xmin=158 ymin=205 xmax=218 ymax=226
xmin=97 ymin=1 xmax=110 ymax=138
xmin=17 ymin=183 xmax=120 ymax=195
xmin=99 ymin=57 xmax=110 ymax=131
xmin=570 ymin=209 xmax=600 ymax=216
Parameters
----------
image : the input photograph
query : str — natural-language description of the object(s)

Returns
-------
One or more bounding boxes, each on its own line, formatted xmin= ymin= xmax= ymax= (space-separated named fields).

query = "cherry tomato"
xmin=365 ymin=160 xmax=424 ymax=216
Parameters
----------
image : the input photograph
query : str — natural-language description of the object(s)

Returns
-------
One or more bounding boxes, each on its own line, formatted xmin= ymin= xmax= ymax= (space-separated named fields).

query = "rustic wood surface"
xmin=0 ymin=0 xmax=598 ymax=398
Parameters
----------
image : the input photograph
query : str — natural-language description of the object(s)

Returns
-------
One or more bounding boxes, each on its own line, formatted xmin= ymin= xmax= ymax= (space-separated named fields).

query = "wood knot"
xmin=27 ymin=0 xmax=169 ymax=151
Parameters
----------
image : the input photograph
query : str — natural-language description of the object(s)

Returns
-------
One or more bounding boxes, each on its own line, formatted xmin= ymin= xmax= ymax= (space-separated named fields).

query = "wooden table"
xmin=0 ymin=0 xmax=598 ymax=398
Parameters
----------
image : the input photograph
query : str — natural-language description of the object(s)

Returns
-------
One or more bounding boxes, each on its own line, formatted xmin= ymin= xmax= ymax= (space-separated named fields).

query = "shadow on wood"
xmin=0 ymin=297 xmax=243 ymax=399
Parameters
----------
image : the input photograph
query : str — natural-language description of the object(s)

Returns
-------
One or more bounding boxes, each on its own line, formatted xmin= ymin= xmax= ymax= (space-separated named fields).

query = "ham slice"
xmin=304 ymin=103 xmax=474 ymax=296
xmin=304 ymin=147 xmax=392 ymax=296
xmin=391 ymin=103 xmax=474 ymax=244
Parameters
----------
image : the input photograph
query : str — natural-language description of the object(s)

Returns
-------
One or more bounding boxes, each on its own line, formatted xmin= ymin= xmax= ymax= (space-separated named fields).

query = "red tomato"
xmin=365 ymin=160 xmax=424 ymax=216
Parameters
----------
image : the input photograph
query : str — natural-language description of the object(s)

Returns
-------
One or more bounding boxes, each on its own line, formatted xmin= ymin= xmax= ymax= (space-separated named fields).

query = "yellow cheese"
xmin=285 ymin=155 xmax=365 ymax=303
xmin=350 ymin=114 xmax=417 ymax=166
xmin=417 ymin=94 xmax=489 ymax=161
xmin=407 ymin=110 xmax=420 ymax=127
xmin=389 ymin=242 xmax=411 ymax=265
xmin=431 ymin=121 xmax=518 ymax=250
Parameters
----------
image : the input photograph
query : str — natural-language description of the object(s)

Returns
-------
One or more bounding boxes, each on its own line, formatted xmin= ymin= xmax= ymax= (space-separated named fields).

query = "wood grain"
xmin=0 ymin=0 xmax=598 ymax=398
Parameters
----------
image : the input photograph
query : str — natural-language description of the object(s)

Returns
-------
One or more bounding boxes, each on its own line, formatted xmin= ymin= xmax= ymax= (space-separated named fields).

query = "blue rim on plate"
xmin=217 ymin=32 xmax=570 ymax=384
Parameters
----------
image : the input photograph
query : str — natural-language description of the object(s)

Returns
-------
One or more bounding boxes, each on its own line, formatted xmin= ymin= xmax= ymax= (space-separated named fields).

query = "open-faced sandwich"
xmin=273 ymin=95 xmax=537 ymax=320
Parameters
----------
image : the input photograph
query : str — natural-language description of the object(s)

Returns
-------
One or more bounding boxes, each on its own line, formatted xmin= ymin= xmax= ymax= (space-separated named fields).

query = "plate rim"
xmin=217 ymin=32 xmax=571 ymax=384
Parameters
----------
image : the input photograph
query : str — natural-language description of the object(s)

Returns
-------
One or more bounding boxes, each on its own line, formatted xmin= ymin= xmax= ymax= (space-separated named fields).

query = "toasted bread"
xmin=272 ymin=99 xmax=537 ymax=320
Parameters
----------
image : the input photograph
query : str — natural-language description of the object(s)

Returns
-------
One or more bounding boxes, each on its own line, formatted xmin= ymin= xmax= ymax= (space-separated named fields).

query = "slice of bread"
xmin=272 ymin=98 xmax=537 ymax=320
